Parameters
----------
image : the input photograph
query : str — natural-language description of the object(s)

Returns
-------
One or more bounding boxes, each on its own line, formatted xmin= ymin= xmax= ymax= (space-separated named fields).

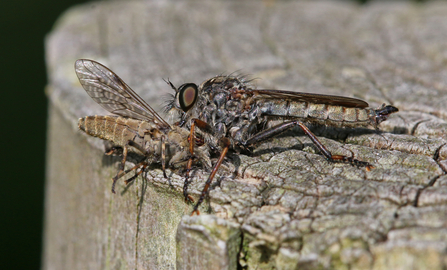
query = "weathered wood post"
xmin=44 ymin=1 xmax=447 ymax=269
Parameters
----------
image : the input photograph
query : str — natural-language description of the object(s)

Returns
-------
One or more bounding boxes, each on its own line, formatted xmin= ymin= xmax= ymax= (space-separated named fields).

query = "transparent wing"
xmin=249 ymin=89 xmax=369 ymax=108
xmin=75 ymin=59 xmax=170 ymax=128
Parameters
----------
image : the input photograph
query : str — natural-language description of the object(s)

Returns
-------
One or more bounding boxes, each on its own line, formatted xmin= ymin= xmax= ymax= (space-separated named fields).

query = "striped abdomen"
xmin=78 ymin=115 xmax=150 ymax=148
xmin=258 ymin=100 xmax=375 ymax=128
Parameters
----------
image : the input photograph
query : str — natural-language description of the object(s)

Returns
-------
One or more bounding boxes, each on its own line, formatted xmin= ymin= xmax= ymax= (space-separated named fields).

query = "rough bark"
xmin=44 ymin=1 xmax=447 ymax=269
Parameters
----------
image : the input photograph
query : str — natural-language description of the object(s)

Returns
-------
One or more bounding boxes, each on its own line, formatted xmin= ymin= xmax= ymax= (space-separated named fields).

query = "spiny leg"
xmin=244 ymin=120 xmax=373 ymax=170
xmin=191 ymin=137 xmax=230 ymax=216
xmin=111 ymin=140 xmax=151 ymax=193
xmin=184 ymin=119 xmax=197 ymax=203
xmin=111 ymin=143 xmax=129 ymax=193
xmin=111 ymin=160 xmax=149 ymax=192
xmin=123 ymin=162 xmax=149 ymax=185
xmin=161 ymin=135 xmax=168 ymax=178
xmin=297 ymin=123 xmax=373 ymax=170
xmin=184 ymin=119 xmax=212 ymax=203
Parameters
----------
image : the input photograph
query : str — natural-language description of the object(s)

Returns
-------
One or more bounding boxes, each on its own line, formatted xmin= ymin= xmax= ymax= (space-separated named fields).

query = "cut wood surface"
xmin=44 ymin=1 xmax=447 ymax=269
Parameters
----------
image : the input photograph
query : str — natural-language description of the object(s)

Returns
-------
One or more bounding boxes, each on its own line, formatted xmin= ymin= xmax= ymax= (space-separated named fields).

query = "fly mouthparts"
xmin=374 ymin=104 xmax=399 ymax=125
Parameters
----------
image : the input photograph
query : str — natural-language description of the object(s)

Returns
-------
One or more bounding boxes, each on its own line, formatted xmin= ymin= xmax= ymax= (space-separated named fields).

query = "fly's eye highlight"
xmin=178 ymin=83 xmax=198 ymax=112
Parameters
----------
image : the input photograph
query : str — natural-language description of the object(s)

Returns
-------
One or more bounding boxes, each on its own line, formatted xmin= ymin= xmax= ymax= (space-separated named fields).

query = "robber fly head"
xmin=175 ymin=83 xmax=199 ymax=112
xmin=163 ymin=78 xmax=199 ymax=120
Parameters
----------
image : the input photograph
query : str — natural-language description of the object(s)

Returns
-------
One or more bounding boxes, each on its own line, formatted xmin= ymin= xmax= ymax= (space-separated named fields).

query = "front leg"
xmin=184 ymin=119 xmax=214 ymax=203
xmin=242 ymin=120 xmax=373 ymax=170
xmin=191 ymin=137 xmax=231 ymax=216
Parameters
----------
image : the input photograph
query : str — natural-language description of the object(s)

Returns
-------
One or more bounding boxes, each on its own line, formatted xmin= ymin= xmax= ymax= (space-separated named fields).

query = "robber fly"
xmin=75 ymin=59 xmax=211 ymax=198
xmin=165 ymin=75 xmax=399 ymax=215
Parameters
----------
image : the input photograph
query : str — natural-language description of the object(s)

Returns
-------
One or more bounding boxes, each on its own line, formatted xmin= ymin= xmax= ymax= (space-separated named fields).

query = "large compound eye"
xmin=177 ymin=83 xmax=198 ymax=112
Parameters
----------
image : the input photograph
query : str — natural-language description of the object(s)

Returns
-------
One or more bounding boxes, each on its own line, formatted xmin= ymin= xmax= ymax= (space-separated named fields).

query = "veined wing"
xmin=248 ymin=89 xmax=369 ymax=108
xmin=75 ymin=59 xmax=170 ymax=129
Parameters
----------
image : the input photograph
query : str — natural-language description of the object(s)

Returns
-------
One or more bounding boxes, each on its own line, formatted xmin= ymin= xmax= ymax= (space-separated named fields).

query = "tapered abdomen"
xmin=78 ymin=115 xmax=145 ymax=147
xmin=258 ymin=100 xmax=374 ymax=128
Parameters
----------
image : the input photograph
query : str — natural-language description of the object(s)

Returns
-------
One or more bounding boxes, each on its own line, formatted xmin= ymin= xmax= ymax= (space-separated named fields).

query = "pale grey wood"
xmin=176 ymin=215 xmax=241 ymax=269
xmin=44 ymin=1 xmax=447 ymax=269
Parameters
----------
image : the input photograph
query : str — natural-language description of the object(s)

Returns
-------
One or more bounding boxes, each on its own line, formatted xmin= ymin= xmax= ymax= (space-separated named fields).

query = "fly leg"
xmin=111 ymin=140 xmax=151 ymax=193
xmin=184 ymin=120 xmax=196 ymax=203
xmin=160 ymin=135 xmax=168 ymax=178
xmin=123 ymin=161 xmax=149 ymax=185
xmin=191 ymin=137 xmax=230 ymax=216
xmin=111 ymin=142 xmax=129 ymax=193
xmin=184 ymin=119 xmax=212 ymax=203
xmin=243 ymin=120 xmax=374 ymax=170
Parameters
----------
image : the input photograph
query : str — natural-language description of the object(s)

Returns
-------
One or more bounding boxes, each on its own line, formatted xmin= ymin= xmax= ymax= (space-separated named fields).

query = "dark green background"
xmin=1 ymin=0 xmax=90 ymax=269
